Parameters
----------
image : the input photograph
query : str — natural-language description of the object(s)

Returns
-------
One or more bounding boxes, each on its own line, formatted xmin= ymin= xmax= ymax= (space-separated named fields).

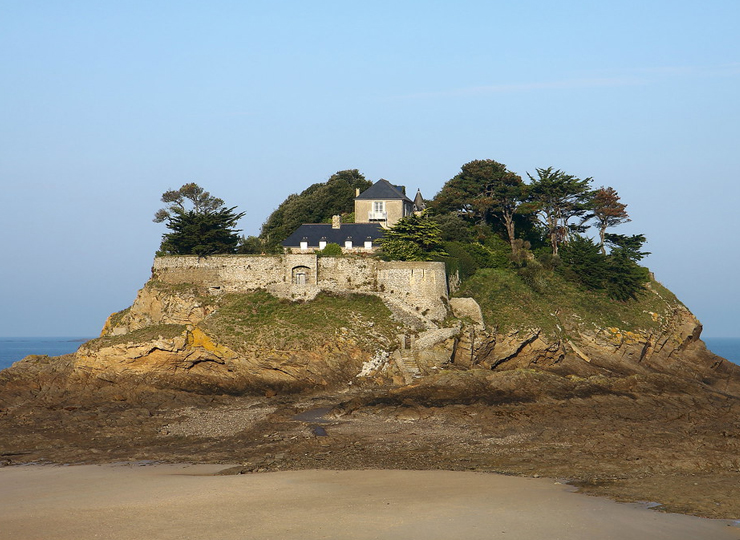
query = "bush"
xmin=441 ymin=242 xmax=479 ymax=281
xmin=316 ymin=242 xmax=343 ymax=257
xmin=517 ymin=259 xmax=548 ymax=293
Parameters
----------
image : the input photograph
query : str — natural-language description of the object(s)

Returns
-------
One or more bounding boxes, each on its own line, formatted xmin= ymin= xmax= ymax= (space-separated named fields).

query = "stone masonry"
xmin=151 ymin=255 xmax=449 ymax=322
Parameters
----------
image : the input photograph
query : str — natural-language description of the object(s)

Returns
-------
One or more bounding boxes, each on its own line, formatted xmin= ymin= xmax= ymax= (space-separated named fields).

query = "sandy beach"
xmin=0 ymin=465 xmax=738 ymax=540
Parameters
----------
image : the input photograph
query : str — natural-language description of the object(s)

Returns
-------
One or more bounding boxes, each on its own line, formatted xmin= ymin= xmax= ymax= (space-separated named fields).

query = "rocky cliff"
xmin=4 ymin=265 xmax=740 ymax=519
xmin=35 ymin=265 xmax=735 ymax=398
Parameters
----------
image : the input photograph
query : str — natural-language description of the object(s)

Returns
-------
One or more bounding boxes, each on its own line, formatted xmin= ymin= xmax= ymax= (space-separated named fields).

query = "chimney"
xmin=332 ymin=215 xmax=341 ymax=229
xmin=355 ymin=188 xmax=360 ymax=197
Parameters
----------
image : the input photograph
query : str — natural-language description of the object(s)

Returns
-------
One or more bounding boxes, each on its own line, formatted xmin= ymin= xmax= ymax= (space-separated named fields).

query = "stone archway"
xmin=292 ymin=265 xmax=311 ymax=285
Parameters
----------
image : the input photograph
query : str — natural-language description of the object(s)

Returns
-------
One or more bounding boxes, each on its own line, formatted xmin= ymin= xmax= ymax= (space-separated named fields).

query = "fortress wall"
xmin=152 ymin=256 xmax=287 ymax=291
xmin=152 ymin=255 xmax=449 ymax=321
xmin=377 ymin=261 xmax=448 ymax=320
xmin=317 ymin=257 xmax=378 ymax=292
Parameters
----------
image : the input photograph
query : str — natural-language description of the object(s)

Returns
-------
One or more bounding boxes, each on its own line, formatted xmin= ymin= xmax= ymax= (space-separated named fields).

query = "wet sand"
xmin=0 ymin=465 xmax=738 ymax=540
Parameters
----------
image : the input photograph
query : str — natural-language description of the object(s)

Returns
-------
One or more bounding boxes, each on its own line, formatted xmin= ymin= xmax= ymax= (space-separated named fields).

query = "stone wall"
xmin=151 ymin=255 xmax=449 ymax=322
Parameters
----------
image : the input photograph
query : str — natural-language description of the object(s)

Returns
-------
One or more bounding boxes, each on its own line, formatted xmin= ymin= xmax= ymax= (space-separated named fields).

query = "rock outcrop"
xmin=3 ymin=264 xmax=738 ymax=400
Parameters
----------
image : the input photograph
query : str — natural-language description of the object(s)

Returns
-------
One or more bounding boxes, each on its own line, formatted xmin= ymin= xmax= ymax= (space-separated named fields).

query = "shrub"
xmin=317 ymin=242 xmax=343 ymax=257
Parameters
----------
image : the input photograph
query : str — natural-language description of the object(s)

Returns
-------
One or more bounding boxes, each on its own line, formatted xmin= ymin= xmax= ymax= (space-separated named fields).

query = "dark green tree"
xmin=526 ymin=167 xmax=594 ymax=255
xmin=380 ymin=212 xmax=447 ymax=261
xmin=604 ymin=252 xmax=650 ymax=301
xmin=431 ymin=160 xmax=527 ymax=253
xmin=558 ymin=235 xmax=607 ymax=290
xmin=260 ymin=169 xmax=371 ymax=248
xmin=605 ymin=233 xmax=650 ymax=262
xmin=154 ymin=183 xmax=244 ymax=256
xmin=558 ymin=234 xmax=649 ymax=301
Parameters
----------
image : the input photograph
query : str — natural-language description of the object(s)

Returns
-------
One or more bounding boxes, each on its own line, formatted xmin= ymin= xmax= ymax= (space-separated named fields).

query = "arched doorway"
xmin=292 ymin=265 xmax=310 ymax=285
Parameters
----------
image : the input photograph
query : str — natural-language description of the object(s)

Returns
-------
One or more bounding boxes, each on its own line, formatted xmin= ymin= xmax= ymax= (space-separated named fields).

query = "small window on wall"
xmin=374 ymin=201 xmax=384 ymax=213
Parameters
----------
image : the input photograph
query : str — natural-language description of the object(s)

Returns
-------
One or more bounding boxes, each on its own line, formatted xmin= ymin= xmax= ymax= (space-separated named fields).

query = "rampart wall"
xmin=151 ymin=255 xmax=449 ymax=322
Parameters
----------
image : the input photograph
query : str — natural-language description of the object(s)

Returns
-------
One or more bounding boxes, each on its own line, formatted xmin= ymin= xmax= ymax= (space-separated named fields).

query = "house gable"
xmin=355 ymin=179 xmax=415 ymax=228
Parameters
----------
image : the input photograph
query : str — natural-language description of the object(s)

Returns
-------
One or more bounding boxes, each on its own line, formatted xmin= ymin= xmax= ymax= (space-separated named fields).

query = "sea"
xmin=0 ymin=337 xmax=92 ymax=372
xmin=0 ymin=336 xmax=739 ymax=372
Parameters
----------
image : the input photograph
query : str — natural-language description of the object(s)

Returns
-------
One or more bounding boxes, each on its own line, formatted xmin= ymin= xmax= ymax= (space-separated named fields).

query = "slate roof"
xmin=355 ymin=179 xmax=413 ymax=203
xmin=282 ymin=223 xmax=385 ymax=247
xmin=413 ymin=189 xmax=426 ymax=211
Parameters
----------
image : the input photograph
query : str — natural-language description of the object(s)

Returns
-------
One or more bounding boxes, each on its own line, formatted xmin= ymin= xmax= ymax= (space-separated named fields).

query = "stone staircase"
xmin=394 ymin=351 xmax=422 ymax=384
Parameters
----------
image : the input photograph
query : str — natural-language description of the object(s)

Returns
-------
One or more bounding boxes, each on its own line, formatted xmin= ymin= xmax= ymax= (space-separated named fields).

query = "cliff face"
xmin=72 ymin=282 xmax=404 ymax=394
xmin=58 ymin=268 xmax=740 ymax=397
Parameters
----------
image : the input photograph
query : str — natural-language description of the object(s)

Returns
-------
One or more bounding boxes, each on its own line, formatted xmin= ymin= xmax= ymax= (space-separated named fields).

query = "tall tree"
xmin=431 ymin=159 xmax=527 ymax=252
xmin=380 ymin=212 xmax=446 ymax=261
xmin=526 ymin=167 xmax=593 ymax=255
xmin=593 ymin=186 xmax=630 ymax=254
xmin=154 ymin=183 xmax=245 ymax=256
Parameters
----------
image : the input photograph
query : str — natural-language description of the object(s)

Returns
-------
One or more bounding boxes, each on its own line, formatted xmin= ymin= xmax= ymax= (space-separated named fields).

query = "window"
xmin=373 ymin=201 xmax=385 ymax=213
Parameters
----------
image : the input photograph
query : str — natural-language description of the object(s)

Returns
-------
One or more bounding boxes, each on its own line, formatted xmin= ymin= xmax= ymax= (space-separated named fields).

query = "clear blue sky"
xmin=1 ymin=0 xmax=739 ymax=338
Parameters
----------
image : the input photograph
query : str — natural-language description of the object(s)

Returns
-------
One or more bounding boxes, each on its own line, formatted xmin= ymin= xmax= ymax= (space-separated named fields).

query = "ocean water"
xmin=0 ymin=337 xmax=91 ymax=372
xmin=704 ymin=337 xmax=740 ymax=366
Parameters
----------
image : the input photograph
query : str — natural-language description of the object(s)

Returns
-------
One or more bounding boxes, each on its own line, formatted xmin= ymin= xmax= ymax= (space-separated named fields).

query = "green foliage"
xmin=516 ymin=259 xmax=549 ymax=293
xmin=379 ymin=212 xmax=446 ymax=261
xmin=316 ymin=242 xmax=343 ymax=257
xmin=380 ymin=238 xmax=426 ymax=261
xmin=526 ymin=167 xmax=594 ymax=255
xmin=431 ymin=213 xmax=474 ymax=242
xmin=259 ymin=169 xmax=371 ymax=247
xmin=431 ymin=159 xmax=528 ymax=251
xmin=605 ymin=233 xmax=650 ymax=262
xmin=558 ymin=235 xmax=648 ymax=301
xmin=86 ymin=324 xmax=187 ymax=351
xmin=237 ymin=235 xmax=263 ymax=254
xmin=203 ymin=290 xmax=399 ymax=351
xmin=440 ymin=242 xmax=479 ymax=280
xmin=154 ymin=183 xmax=245 ymax=256
xmin=593 ymin=186 xmax=630 ymax=251
xmin=559 ymin=235 xmax=607 ymax=290
xmin=432 ymin=160 xmax=517 ymax=221
xmin=605 ymin=253 xmax=651 ymax=301
xmin=457 ymin=267 xmax=669 ymax=337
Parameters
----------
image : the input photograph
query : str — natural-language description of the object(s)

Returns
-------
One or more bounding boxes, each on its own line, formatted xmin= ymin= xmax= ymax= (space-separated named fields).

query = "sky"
xmin=1 ymin=0 xmax=739 ymax=338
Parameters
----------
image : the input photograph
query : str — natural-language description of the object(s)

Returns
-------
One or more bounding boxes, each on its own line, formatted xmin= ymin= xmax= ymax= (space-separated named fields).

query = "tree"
xmin=593 ymin=187 xmax=630 ymax=254
xmin=431 ymin=159 xmax=528 ymax=253
xmin=154 ymin=183 xmax=245 ymax=256
xmin=526 ymin=167 xmax=593 ymax=255
xmin=379 ymin=212 xmax=446 ymax=261
xmin=260 ymin=169 xmax=371 ymax=248
xmin=605 ymin=233 xmax=650 ymax=262
xmin=558 ymin=235 xmax=607 ymax=290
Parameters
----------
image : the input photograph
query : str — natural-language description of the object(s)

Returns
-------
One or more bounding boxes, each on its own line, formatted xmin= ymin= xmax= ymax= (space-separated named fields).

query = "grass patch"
xmin=83 ymin=324 xmax=187 ymax=351
xmin=203 ymin=290 xmax=400 ymax=353
xmin=456 ymin=267 xmax=681 ymax=338
xmin=106 ymin=307 xmax=131 ymax=328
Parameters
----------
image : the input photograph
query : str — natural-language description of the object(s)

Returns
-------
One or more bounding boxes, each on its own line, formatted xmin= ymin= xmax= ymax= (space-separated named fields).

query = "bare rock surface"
xmin=3 ymin=276 xmax=740 ymax=520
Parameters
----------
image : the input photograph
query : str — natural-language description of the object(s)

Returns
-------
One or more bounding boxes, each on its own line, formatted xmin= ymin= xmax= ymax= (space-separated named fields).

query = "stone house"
xmin=282 ymin=179 xmax=426 ymax=253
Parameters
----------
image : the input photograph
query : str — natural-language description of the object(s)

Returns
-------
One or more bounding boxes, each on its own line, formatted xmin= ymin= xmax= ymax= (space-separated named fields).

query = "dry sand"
xmin=0 ymin=464 xmax=738 ymax=540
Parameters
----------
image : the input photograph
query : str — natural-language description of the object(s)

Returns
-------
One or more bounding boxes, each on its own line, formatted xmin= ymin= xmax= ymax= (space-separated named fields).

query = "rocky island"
xmin=2 ymin=165 xmax=740 ymax=520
